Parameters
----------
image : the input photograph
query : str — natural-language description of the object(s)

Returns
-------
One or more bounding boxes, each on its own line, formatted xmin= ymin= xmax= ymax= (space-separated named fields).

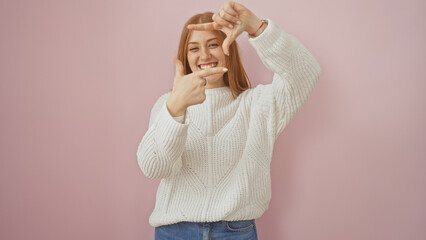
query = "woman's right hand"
xmin=166 ymin=58 xmax=228 ymax=117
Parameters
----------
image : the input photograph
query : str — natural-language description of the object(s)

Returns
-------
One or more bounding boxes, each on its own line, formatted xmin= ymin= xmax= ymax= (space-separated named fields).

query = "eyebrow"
xmin=188 ymin=38 xmax=217 ymax=45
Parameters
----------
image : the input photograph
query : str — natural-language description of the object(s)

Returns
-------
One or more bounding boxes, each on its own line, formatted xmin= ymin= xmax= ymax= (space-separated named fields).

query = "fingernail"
xmin=228 ymin=24 xmax=233 ymax=29
xmin=237 ymin=21 xmax=241 ymax=25
xmin=223 ymin=68 xmax=228 ymax=72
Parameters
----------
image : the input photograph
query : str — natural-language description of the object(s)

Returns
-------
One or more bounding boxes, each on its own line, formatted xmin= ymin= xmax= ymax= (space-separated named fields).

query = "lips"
xmin=198 ymin=62 xmax=218 ymax=70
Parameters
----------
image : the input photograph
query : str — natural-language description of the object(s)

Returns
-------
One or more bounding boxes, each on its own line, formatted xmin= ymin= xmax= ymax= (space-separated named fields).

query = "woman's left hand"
xmin=187 ymin=1 xmax=264 ymax=56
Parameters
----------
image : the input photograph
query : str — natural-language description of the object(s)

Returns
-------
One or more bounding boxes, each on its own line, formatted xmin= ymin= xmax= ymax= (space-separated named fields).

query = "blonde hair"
xmin=176 ymin=12 xmax=251 ymax=99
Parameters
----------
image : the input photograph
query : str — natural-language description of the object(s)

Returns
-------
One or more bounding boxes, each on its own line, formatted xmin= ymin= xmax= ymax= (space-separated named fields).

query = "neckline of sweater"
xmin=205 ymin=86 xmax=231 ymax=95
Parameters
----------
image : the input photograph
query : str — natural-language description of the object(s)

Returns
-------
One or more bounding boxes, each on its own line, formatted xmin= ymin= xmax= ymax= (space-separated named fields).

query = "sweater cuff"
xmin=154 ymin=102 xmax=190 ymax=141
xmin=172 ymin=114 xmax=186 ymax=124
xmin=248 ymin=19 xmax=292 ymax=74
xmin=248 ymin=19 xmax=284 ymax=51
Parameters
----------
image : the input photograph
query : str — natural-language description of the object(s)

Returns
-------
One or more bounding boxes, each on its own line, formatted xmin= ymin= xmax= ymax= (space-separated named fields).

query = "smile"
xmin=198 ymin=62 xmax=217 ymax=70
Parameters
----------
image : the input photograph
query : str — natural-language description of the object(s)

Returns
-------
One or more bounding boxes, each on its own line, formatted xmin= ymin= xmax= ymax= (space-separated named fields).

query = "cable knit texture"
xmin=137 ymin=19 xmax=321 ymax=227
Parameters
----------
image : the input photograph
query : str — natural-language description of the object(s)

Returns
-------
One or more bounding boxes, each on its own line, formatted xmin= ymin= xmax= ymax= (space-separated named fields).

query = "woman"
xmin=137 ymin=2 xmax=321 ymax=239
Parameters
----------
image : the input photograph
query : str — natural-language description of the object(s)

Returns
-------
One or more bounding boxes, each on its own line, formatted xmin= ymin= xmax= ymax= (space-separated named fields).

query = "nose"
xmin=200 ymin=47 xmax=211 ymax=61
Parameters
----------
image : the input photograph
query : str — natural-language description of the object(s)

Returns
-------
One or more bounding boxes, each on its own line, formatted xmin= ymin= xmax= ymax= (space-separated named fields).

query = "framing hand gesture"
xmin=187 ymin=1 xmax=265 ymax=56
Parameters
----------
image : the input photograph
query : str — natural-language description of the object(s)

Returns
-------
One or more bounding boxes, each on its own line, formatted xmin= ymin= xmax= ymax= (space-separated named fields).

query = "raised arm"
xmin=188 ymin=1 xmax=321 ymax=137
xmin=249 ymin=19 xmax=322 ymax=138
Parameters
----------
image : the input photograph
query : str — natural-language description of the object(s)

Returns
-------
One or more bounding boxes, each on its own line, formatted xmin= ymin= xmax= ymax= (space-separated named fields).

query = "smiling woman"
xmin=136 ymin=1 xmax=322 ymax=240
xmin=187 ymin=31 xmax=227 ymax=89
xmin=177 ymin=11 xmax=251 ymax=96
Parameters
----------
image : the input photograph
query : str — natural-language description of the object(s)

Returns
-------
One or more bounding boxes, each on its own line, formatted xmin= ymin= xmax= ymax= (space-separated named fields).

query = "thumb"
xmin=222 ymin=35 xmax=235 ymax=56
xmin=171 ymin=58 xmax=184 ymax=78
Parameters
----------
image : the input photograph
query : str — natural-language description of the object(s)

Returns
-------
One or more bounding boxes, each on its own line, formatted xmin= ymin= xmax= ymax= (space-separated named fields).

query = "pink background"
xmin=1 ymin=0 xmax=425 ymax=239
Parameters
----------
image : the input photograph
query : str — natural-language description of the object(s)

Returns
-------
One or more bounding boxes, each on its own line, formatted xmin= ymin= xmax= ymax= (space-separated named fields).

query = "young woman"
xmin=137 ymin=2 xmax=321 ymax=239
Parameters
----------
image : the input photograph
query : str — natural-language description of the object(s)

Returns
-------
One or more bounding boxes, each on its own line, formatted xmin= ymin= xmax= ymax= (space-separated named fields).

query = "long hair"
xmin=176 ymin=12 xmax=251 ymax=99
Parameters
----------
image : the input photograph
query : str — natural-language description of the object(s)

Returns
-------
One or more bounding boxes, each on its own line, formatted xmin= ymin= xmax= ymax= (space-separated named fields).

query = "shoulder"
xmin=241 ymin=84 xmax=271 ymax=99
xmin=231 ymin=85 xmax=271 ymax=110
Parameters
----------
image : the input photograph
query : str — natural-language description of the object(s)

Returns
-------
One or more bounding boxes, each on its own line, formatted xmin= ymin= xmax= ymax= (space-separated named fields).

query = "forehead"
xmin=188 ymin=30 xmax=220 ymax=43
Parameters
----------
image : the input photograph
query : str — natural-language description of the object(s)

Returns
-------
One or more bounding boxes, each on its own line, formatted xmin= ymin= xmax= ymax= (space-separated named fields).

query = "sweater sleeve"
xmin=136 ymin=93 xmax=189 ymax=179
xmin=248 ymin=19 xmax=322 ymax=139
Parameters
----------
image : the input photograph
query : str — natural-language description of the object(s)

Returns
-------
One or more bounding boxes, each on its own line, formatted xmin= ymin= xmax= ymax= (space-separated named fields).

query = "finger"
xmin=219 ymin=9 xmax=241 ymax=25
xmin=222 ymin=33 xmax=236 ymax=56
xmin=213 ymin=12 xmax=235 ymax=29
xmin=196 ymin=67 xmax=228 ymax=78
xmin=198 ymin=77 xmax=207 ymax=87
xmin=171 ymin=58 xmax=184 ymax=78
xmin=187 ymin=22 xmax=219 ymax=31
xmin=223 ymin=2 xmax=239 ymax=17
xmin=227 ymin=1 xmax=246 ymax=13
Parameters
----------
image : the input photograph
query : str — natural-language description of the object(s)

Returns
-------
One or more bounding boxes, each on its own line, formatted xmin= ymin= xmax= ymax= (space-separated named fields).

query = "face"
xmin=187 ymin=30 xmax=227 ymax=88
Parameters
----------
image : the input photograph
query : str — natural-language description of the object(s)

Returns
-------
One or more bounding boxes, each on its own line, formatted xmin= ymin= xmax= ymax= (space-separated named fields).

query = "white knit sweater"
xmin=137 ymin=19 xmax=321 ymax=227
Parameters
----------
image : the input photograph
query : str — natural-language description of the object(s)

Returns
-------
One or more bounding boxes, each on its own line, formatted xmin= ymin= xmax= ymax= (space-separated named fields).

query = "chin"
xmin=205 ymin=73 xmax=224 ymax=83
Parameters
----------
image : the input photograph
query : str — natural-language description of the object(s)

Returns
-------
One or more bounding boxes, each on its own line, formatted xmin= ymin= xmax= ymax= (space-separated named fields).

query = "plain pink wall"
xmin=1 ymin=0 xmax=425 ymax=239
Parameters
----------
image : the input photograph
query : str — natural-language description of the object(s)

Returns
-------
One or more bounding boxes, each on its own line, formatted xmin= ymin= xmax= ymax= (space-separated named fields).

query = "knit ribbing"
xmin=136 ymin=19 xmax=321 ymax=227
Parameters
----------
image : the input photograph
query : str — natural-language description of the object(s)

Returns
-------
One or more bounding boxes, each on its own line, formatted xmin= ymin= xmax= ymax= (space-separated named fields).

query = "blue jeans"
xmin=155 ymin=219 xmax=258 ymax=240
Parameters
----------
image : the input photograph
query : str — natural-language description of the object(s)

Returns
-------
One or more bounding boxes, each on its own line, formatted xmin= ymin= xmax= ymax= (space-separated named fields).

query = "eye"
xmin=189 ymin=47 xmax=198 ymax=51
xmin=209 ymin=43 xmax=219 ymax=48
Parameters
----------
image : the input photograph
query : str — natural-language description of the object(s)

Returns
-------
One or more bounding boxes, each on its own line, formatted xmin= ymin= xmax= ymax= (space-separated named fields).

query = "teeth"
xmin=199 ymin=63 xmax=217 ymax=70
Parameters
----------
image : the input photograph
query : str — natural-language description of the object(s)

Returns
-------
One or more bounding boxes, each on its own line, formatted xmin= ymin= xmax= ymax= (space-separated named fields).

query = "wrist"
xmin=166 ymin=98 xmax=187 ymax=117
xmin=246 ymin=15 xmax=267 ymax=38
xmin=250 ymin=21 xmax=267 ymax=37
xmin=246 ymin=14 xmax=262 ymax=34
